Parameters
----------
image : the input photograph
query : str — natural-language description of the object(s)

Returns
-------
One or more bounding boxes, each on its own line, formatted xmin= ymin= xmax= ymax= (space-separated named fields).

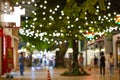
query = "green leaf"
xmin=99 ymin=0 xmax=106 ymax=11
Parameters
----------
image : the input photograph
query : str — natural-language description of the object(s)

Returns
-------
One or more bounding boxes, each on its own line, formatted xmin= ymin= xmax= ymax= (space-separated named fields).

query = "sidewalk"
xmin=0 ymin=67 xmax=120 ymax=80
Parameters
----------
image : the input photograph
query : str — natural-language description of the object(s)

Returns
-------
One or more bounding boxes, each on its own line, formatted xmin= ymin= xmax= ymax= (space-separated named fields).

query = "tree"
xmin=19 ymin=0 xmax=118 ymax=75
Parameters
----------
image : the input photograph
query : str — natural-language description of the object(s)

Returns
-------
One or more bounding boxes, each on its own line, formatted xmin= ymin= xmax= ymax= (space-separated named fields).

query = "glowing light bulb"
xmin=44 ymin=1 xmax=47 ymax=4
xmin=108 ymin=2 xmax=111 ymax=5
xmin=57 ymin=5 xmax=60 ymax=8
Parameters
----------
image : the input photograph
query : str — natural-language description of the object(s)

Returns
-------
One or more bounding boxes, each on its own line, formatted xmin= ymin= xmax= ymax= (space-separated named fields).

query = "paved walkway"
xmin=0 ymin=67 xmax=120 ymax=80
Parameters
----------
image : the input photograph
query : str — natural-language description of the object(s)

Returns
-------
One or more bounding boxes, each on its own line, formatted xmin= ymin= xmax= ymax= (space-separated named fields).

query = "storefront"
xmin=116 ymin=40 xmax=120 ymax=67
xmin=0 ymin=0 xmax=25 ymax=76
xmin=85 ymin=36 xmax=112 ymax=66
xmin=2 ymin=35 xmax=14 ymax=75
xmin=0 ymin=26 xmax=14 ymax=76
xmin=113 ymin=33 xmax=120 ymax=67
xmin=85 ymin=37 xmax=104 ymax=65
xmin=0 ymin=28 xmax=3 ymax=75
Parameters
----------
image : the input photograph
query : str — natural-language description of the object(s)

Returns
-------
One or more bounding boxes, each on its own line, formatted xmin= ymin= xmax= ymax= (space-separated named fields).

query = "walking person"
xmin=100 ymin=52 xmax=106 ymax=76
xmin=108 ymin=52 xmax=114 ymax=76
xmin=78 ymin=53 xmax=84 ymax=72
xmin=94 ymin=55 xmax=98 ymax=68
xmin=18 ymin=52 xmax=25 ymax=76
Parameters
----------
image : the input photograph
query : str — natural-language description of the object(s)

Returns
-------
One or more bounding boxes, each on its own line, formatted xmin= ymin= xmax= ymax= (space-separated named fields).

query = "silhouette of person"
xmin=18 ymin=52 xmax=25 ymax=76
xmin=100 ymin=52 xmax=106 ymax=76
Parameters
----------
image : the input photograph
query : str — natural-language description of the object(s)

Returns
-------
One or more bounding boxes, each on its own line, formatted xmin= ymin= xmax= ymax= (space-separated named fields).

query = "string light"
xmin=67 ymin=16 xmax=69 ymax=19
xmin=49 ymin=22 xmax=52 ymax=25
xmin=16 ymin=2 xmax=19 ymax=5
xmin=55 ymin=8 xmax=58 ymax=11
xmin=34 ymin=4 xmax=37 ymax=6
xmin=52 ymin=11 xmax=55 ymax=14
xmin=59 ymin=16 xmax=62 ymax=19
xmin=96 ymin=6 xmax=99 ymax=9
xmin=44 ymin=1 xmax=47 ymax=4
xmin=39 ymin=24 xmax=43 ymax=27
xmin=40 ymin=5 xmax=43 ymax=8
xmin=31 ymin=0 xmax=35 ymax=2
xmin=68 ymin=21 xmax=70 ymax=24
xmin=42 ymin=12 xmax=45 ymax=15
xmin=43 ymin=6 xmax=47 ymax=9
xmin=49 ymin=9 xmax=52 ymax=12
xmin=56 ymin=5 xmax=60 ymax=8
xmin=17 ymin=0 xmax=117 ymax=44
xmin=22 ymin=1 xmax=25 ymax=4
xmin=108 ymin=2 xmax=111 ymax=5
xmin=107 ymin=6 xmax=110 ymax=9
xmin=75 ymin=18 xmax=79 ymax=21
xmin=28 ymin=1 xmax=31 ymax=4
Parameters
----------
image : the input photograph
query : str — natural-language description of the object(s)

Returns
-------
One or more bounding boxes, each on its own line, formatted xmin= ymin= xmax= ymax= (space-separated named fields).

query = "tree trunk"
xmin=70 ymin=39 xmax=79 ymax=74
xmin=27 ymin=54 xmax=32 ymax=67
xmin=72 ymin=40 xmax=79 ymax=64
xmin=55 ymin=42 xmax=68 ymax=67
xmin=85 ymin=38 xmax=88 ymax=65
xmin=61 ymin=39 xmax=89 ymax=76
xmin=27 ymin=50 xmax=33 ymax=67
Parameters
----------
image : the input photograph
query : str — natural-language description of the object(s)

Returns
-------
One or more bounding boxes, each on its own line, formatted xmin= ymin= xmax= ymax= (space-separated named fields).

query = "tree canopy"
xmin=18 ymin=0 xmax=120 ymax=50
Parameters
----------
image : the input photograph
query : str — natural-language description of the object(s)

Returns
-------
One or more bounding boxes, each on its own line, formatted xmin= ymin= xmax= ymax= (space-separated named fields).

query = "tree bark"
xmin=27 ymin=53 xmax=32 ymax=67
xmin=70 ymin=39 xmax=79 ymax=74
xmin=55 ymin=42 xmax=68 ymax=67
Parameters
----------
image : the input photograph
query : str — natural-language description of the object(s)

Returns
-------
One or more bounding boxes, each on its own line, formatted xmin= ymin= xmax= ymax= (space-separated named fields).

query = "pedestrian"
xmin=78 ymin=53 xmax=84 ymax=72
xmin=100 ymin=52 xmax=106 ymax=76
xmin=94 ymin=55 xmax=98 ymax=67
xmin=18 ymin=52 xmax=25 ymax=76
xmin=108 ymin=52 xmax=114 ymax=76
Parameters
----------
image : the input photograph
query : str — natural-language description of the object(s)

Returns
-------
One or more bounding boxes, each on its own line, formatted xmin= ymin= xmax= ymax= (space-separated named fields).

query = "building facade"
xmin=82 ymin=36 xmax=113 ymax=67
xmin=113 ymin=33 xmax=120 ymax=67
xmin=0 ymin=1 xmax=25 ymax=76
